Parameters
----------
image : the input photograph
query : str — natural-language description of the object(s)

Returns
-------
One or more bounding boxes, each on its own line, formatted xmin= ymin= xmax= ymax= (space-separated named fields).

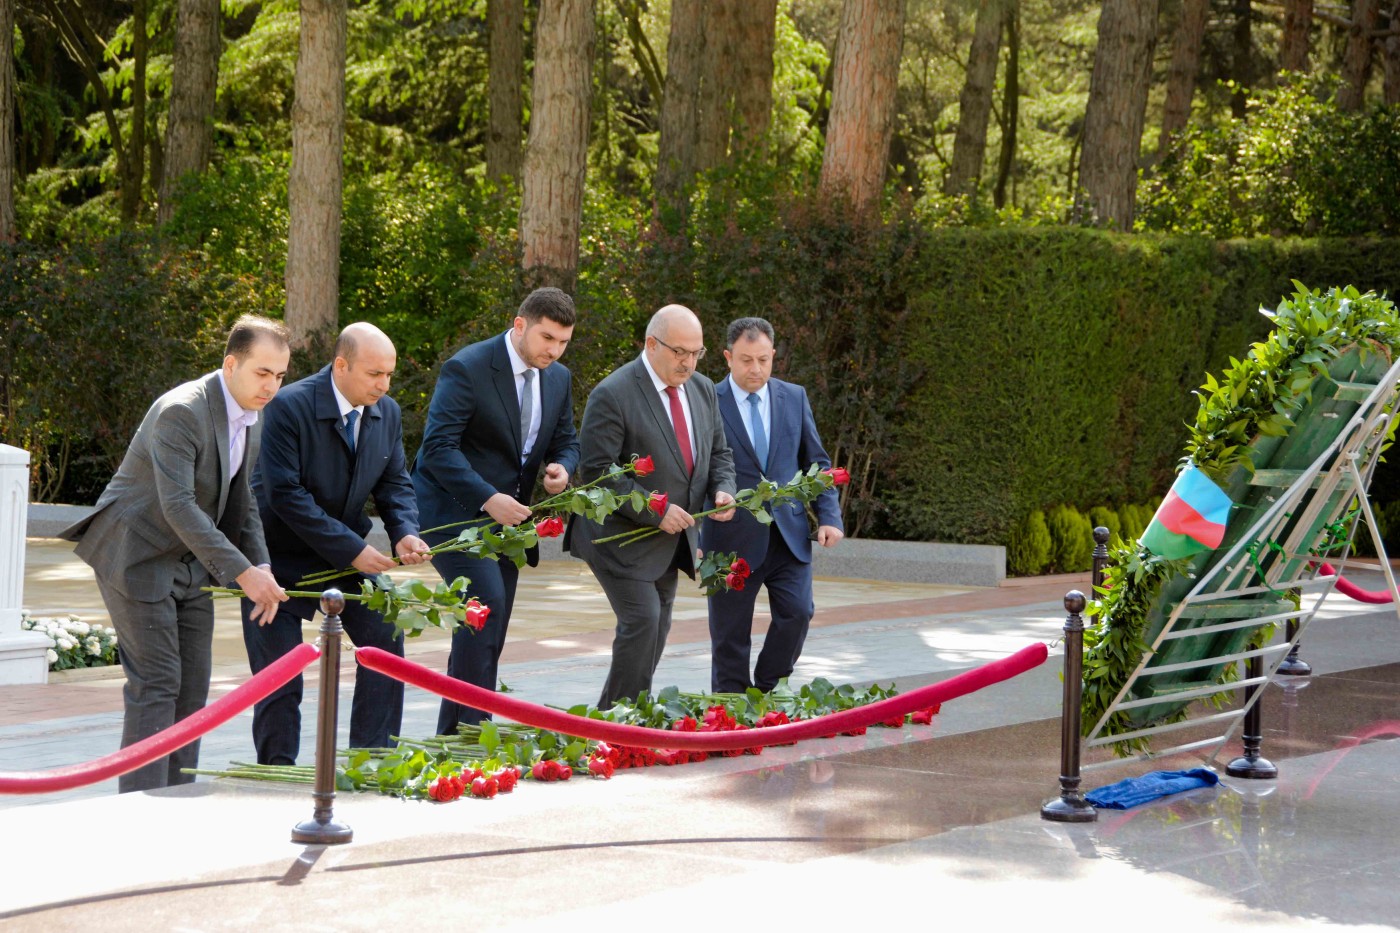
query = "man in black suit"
xmin=702 ymin=317 xmax=844 ymax=694
xmin=566 ymin=304 xmax=738 ymax=707
xmin=413 ymin=288 xmax=581 ymax=733
xmin=241 ymin=322 xmax=431 ymax=764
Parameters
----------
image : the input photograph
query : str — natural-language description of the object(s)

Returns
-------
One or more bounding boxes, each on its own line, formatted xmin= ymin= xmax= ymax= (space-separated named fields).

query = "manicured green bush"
xmin=1046 ymin=504 xmax=1093 ymax=572
xmin=1007 ymin=509 xmax=1052 ymax=576
xmin=1087 ymin=506 xmax=1122 ymax=544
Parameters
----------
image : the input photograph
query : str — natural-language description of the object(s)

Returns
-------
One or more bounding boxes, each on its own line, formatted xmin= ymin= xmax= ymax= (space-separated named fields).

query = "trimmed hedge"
xmin=5 ymin=203 xmax=1399 ymax=560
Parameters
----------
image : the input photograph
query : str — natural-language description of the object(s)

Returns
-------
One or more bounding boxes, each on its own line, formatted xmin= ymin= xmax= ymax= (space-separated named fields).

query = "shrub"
xmin=1007 ymin=509 xmax=1052 ymax=576
xmin=1046 ymin=504 xmax=1094 ymax=572
xmin=1087 ymin=505 xmax=1122 ymax=544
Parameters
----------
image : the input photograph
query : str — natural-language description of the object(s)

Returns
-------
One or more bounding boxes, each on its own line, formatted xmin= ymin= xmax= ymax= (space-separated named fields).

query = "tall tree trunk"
xmin=1 ymin=0 xmax=15 ymax=240
xmin=1337 ymin=0 xmax=1381 ymax=110
xmin=945 ymin=0 xmax=1006 ymax=198
xmin=118 ymin=0 xmax=148 ymax=222
xmin=819 ymin=0 xmax=907 ymax=214
xmin=519 ymin=0 xmax=594 ymax=291
xmin=1385 ymin=2 xmax=1400 ymax=105
xmin=731 ymin=0 xmax=777 ymax=156
xmin=1230 ymin=0 xmax=1250 ymax=119
xmin=655 ymin=0 xmax=705 ymax=211
xmin=1157 ymin=0 xmax=1208 ymax=156
xmin=156 ymin=0 xmax=221 ymax=225
xmin=1280 ymin=0 xmax=1313 ymax=72
xmin=696 ymin=0 xmax=738 ymax=171
xmin=992 ymin=1 xmax=1019 ymax=209
xmin=285 ymin=0 xmax=347 ymax=343
xmin=486 ymin=0 xmax=524 ymax=181
xmin=1078 ymin=0 xmax=1158 ymax=229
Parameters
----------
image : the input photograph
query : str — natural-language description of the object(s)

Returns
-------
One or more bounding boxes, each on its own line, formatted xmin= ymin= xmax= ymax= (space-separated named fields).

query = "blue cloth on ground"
xmin=1085 ymin=769 xmax=1220 ymax=809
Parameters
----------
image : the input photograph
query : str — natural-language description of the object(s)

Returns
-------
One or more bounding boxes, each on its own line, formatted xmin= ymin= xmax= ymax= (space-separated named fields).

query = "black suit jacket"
xmin=412 ymin=331 xmax=580 ymax=559
xmin=252 ymin=365 xmax=420 ymax=619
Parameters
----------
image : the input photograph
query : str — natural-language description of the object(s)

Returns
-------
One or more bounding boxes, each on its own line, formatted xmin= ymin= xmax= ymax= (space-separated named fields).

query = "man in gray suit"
xmin=62 ymin=315 xmax=291 ymax=792
xmin=566 ymin=305 xmax=738 ymax=706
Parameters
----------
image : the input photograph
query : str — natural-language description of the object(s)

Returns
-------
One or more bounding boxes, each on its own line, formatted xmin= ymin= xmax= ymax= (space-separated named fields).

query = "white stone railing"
xmin=0 ymin=445 xmax=50 ymax=683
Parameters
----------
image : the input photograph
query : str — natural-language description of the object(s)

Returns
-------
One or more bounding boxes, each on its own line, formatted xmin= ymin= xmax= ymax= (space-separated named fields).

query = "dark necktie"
xmin=343 ymin=409 xmax=359 ymax=454
xmin=665 ymin=385 xmax=694 ymax=475
xmin=747 ymin=392 xmax=768 ymax=471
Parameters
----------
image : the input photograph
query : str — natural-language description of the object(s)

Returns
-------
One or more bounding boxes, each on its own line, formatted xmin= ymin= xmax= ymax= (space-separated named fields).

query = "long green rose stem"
xmin=296 ymin=462 xmax=649 ymax=587
xmin=593 ymin=470 xmax=838 ymax=547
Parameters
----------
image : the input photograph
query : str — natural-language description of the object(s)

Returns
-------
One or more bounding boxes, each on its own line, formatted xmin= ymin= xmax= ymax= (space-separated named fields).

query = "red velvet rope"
xmin=0 ymin=642 xmax=321 ymax=794
xmin=1318 ymin=562 xmax=1397 ymax=604
xmin=356 ymin=642 xmax=1049 ymax=751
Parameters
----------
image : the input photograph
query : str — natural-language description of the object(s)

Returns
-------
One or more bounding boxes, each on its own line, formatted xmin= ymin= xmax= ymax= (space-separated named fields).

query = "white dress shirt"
xmin=641 ymin=351 xmax=696 ymax=462
xmin=216 ymin=371 xmax=260 ymax=478
xmin=504 ymin=332 xmax=542 ymax=462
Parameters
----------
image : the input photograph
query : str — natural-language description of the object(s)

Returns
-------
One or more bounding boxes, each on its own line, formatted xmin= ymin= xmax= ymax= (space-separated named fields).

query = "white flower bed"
xmin=20 ymin=612 xmax=119 ymax=671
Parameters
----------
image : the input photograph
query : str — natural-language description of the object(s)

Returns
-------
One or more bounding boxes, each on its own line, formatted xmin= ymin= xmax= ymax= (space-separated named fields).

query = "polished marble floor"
xmin=3 ymin=541 xmax=1400 ymax=929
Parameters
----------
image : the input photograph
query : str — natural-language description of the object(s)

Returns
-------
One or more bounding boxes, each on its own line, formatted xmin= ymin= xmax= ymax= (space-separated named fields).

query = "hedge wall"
xmin=892 ymin=232 xmax=1400 ymax=544
xmin=4 ymin=212 xmax=1399 ymax=552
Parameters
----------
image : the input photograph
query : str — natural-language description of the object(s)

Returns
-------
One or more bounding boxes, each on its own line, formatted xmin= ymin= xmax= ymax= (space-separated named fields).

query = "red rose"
xmin=671 ymin=716 xmax=698 ymax=732
xmin=471 ymin=776 xmax=498 ymax=798
xmin=588 ymin=757 xmax=615 ymax=779
xmin=725 ymin=572 xmax=746 ymax=591
xmin=911 ymin=705 xmax=939 ymax=725
xmin=881 ymin=715 xmax=906 ymax=728
xmin=823 ymin=467 xmax=851 ymax=486
xmin=494 ymin=768 xmax=518 ymax=792
xmin=730 ymin=558 xmax=751 ymax=578
xmin=557 ymin=762 xmax=572 ymax=780
xmin=633 ymin=455 xmax=655 ymax=476
xmin=465 ymin=598 xmax=491 ymax=631
xmin=531 ymin=761 xmax=552 ymax=781
xmin=648 ymin=491 xmax=669 ymax=516
xmin=535 ymin=515 xmax=565 ymax=538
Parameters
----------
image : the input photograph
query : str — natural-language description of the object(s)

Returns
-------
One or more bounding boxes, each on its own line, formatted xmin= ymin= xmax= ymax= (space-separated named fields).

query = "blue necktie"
xmin=343 ymin=409 xmax=359 ymax=454
xmin=748 ymin=392 xmax=768 ymax=471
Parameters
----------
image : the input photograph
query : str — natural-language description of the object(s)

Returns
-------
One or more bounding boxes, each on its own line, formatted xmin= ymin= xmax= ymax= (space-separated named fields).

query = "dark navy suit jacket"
xmin=412 ymin=331 xmax=580 ymax=561
xmin=701 ymin=376 xmax=843 ymax=569
xmin=252 ymin=365 xmax=420 ymax=619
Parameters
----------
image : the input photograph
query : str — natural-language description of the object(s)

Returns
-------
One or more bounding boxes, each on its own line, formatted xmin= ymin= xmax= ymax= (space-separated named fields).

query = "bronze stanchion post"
xmin=292 ymin=589 xmax=354 ymax=845
xmin=1091 ymin=526 xmax=1110 ymax=592
xmin=1041 ymin=590 xmax=1097 ymax=822
xmin=1226 ymin=653 xmax=1278 ymax=779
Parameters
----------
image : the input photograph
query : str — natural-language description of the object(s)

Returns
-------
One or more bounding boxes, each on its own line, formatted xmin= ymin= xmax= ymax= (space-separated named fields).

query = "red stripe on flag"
xmin=1157 ymin=490 xmax=1226 ymax=549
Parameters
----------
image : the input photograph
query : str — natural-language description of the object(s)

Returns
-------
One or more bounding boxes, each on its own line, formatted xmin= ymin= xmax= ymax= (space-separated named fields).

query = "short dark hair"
xmin=225 ymin=314 xmax=291 ymax=359
xmin=725 ymin=317 xmax=775 ymax=349
xmin=517 ymin=287 xmax=577 ymax=327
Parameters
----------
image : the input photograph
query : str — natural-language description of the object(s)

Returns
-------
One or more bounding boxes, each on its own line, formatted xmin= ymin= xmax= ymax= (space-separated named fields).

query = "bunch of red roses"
xmin=425 ymin=765 xmax=521 ymax=802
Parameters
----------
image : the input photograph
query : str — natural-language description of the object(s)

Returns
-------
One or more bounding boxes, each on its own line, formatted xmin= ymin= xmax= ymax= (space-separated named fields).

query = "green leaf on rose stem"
xmin=563 ymin=740 xmax=585 ymax=759
xmin=567 ymin=704 xmax=589 ymax=716
xmin=656 ymin=685 xmax=679 ymax=703
xmin=753 ymin=509 xmax=774 ymax=525
xmin=629 ymin=490 xmax=647 ymax=513
xmin=411 ymin=581 xmax=433 ymax=600
xmin=479 ymin=721 xmax=500 ymax=754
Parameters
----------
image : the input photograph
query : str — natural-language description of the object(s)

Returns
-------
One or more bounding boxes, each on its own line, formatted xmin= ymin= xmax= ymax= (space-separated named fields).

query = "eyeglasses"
xmin=653 ymin=336 xmax=707 ymax=361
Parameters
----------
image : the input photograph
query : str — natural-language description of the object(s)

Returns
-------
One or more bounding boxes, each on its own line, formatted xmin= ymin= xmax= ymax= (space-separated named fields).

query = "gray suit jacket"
xmin=565 ymin=356 xmax=736 ymax=581
xmin=61 ymin=371 xmax=270 ymax=602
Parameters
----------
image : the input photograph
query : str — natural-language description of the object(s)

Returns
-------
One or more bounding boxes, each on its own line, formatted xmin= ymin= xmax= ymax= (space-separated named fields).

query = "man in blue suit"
xmin=241 ymin=322 xmax=431 ymax=765
xmin=413 ymin=288 xmax=581 ymax=733
xmin=701 ymin=317 xmax=844 ymax=694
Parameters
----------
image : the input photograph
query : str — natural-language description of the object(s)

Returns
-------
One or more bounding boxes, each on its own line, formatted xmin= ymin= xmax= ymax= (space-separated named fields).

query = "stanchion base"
xmin=291 ymin=818 xmax=354 ymax=845
xmin=1225 ymin=755 xmax=1279 ymax=780
xmin=1276 ymin=656 xmax=1313 ymax=676
xmin=1040 ymin=796 xmax=1098 ymax=823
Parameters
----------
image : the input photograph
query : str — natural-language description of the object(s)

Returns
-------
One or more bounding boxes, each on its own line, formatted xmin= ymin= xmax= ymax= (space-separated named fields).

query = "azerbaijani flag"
xmin=1140 ymin=464 xmax=1233 ymax=560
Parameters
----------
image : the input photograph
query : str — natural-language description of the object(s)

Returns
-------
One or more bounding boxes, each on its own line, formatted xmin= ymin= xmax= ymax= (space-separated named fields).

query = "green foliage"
xmin=0 ymin=235 xmax=269 ymax=501
xmin=1046 ymin=504 xmax=1093 ymax=572
xmin=1087 ymin=506 xmax=1121 ymax=545
xmin=1083 ymin=285 xmax=1400 ymax=752
xmin=1140 ymin=79 xmax=1400 ymax=238
xmin=1006 ymin=510 xmax=1052 ymax=576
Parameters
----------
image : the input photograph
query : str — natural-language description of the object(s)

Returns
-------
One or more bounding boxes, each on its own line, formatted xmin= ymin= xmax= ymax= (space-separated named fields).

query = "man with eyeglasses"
xmin=566 ymin=304 xmax=737 ymax=706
